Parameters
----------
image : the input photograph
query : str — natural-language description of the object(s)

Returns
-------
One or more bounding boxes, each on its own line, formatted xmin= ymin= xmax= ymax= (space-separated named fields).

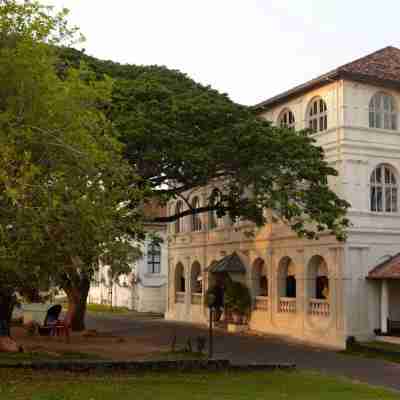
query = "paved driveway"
xmin=87 ymin=313 xmax=400 ymax=392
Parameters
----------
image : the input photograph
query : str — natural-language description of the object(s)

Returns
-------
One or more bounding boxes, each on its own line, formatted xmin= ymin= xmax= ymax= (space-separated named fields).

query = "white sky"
xmin=44 ymin=0 xmax=400 ymax=106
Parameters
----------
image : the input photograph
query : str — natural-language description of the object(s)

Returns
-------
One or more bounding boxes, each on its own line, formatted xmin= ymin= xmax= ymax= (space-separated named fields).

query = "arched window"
xmin=286 ymin=273 xmax=296 ymax=298
xmin=279 ymin=108 xmax=295 ymax=129
xmin=147 ymin=242 xmax=161 ymax=274
xmin=252 ymin=258 xmax=268 ymax=297
xmin=174 ymin=200 xmax=183 ymax=234
xmin=308 ymin=97 xmax=327 ymax=133
xmin=277 ymin=257 xmax=296 ymax=313
xmin=190 ymin=262 xmax=202 ymax=294
xmin=369 ymin=93 xmax=397 ymax=130
xmin=209 ymin=189 xmax=223 ymax=229
xmin=307 ymin=255 xmax=329 ymax=300
xmin=278 ymin=257 xmax=296 ymax=298
xmin=175 ymin=263 xmax=185 ymax=293
xmin=370 ymin=164 xmax=398 ymax=212
xmin=191 ymin=197 xmax=202 ymax=232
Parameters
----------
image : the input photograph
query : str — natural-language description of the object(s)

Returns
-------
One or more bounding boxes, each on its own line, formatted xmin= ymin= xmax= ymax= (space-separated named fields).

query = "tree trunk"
xmin=0 ymin=290 xmax=15 ymax=337
xmin=64 ymin=275 xmax=90 ymax=332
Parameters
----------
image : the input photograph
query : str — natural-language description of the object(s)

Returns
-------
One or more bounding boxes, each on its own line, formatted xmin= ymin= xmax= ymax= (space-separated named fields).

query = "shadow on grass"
xmin=0 ymin=350 xmax=100 ymax=363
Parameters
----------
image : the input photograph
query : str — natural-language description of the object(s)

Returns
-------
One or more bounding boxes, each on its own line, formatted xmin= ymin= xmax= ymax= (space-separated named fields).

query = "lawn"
xmin=85 ymin=303 xmax=130 ymax=314
xmin=341 ymin=341 xmax=400 ymax=364
xmin=0 ymin=369 xmax=398 ymax=400
xmin=85 ymin=304 xmax=163 ymax=320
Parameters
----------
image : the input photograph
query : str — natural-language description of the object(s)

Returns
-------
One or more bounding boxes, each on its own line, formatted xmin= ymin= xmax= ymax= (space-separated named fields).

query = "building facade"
xmin=165 ymin=47 xmax=400 ymax=348
xmin=88 ymin=223 xmax=168 ymax=314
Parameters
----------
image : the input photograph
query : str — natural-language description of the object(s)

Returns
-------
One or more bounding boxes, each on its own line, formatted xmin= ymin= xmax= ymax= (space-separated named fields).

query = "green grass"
xmin=341 ymin=341 xmax=400 ymax=364
xmin=86 ymin=303 xmax=130 ymax=314
xmin=0 ymin=370 xmax=398 ymax=399
xmin=366 ymin=340 xmax=400 ymax=352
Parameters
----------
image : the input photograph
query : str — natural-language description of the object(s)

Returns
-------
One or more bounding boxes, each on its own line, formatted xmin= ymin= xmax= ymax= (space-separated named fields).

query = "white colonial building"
xmin=165 ymin=46 xmax=400 ymax=348
xmin=88 ymin=222 xmax=168 ymax=314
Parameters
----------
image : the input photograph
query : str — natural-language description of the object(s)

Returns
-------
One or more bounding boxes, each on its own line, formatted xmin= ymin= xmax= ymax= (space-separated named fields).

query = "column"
xmin=185 ymin=256 xmax=191 ymax=318
xmin=381 ymin=280 xmax=389 ymax=334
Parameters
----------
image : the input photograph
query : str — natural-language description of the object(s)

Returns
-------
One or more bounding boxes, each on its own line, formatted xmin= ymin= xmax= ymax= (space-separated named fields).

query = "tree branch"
xmin=148 ymin=204 xmax=228 ymax=224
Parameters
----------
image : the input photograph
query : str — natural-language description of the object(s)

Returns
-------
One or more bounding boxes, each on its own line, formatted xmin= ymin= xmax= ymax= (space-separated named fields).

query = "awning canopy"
xmin=368 ymin=253 xmax=400 ymax=280
xmin=207 ymin=252 xmax=246 ymax=274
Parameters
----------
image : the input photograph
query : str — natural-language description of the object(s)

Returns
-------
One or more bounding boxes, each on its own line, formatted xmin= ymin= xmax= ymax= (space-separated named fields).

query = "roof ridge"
xmin=254 ymin=46 xmax=400 ymax=111
xmin=368 ymin=251 xmax=400 ymax=279
xmin=338 ymin=46 xmax=400 ymax=71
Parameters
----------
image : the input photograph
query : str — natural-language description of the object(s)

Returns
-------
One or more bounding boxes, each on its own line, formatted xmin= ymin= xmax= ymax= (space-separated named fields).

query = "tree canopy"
xmin=59 ymin=48 xmax=350 ymax=241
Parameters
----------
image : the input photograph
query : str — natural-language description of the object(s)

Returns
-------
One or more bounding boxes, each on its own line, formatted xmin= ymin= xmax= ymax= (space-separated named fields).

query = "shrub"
xmin=224 ymin=281 xmax=251 ymax=316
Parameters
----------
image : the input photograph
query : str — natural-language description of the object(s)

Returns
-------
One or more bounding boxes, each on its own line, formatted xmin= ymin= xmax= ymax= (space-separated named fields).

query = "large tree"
xmin=0 ymin=0 xmax=350 ymax=336
xmin=0 ymin=1 xmax=146 ymax=332
xmin=59 ymin=49 xmax=350 ymax=241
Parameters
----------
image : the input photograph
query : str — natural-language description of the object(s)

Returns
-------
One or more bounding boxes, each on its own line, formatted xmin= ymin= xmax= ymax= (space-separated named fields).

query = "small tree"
xmin=0 ymin=1 xmax=148 ymax=332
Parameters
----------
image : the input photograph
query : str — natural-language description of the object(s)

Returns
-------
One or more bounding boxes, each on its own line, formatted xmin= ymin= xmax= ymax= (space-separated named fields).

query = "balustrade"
xmin=279 ymin=297 xmax=296 ymax=313
xmin=175 ymin=292 xmax=185 ymax=304
xmin=309 ymin=299 xmax=330 ymax=317
xmin=254 ymin=296 xmax=269 ymax=310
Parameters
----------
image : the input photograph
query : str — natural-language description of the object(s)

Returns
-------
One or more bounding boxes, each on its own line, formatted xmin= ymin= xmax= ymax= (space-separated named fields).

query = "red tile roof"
xmin=368 ymin=253 xmax=400 ymax=279
xmin=254 ymin=46 xmax=400 ymax=111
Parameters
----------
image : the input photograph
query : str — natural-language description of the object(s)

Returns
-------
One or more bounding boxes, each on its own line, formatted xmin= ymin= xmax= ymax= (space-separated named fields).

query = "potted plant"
xmin=224 ymin=281 xmax=251 ymax=332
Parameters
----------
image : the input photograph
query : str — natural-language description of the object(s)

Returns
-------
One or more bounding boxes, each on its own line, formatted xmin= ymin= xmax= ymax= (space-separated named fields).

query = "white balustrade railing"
xmin=255 ymin=296 xmax=269 ymax=310
xmin=309 ymin=299 xmax=330 ymax=317
xmin=191 ymin=293 xmax=202 ymax=305
xmin=175 ymin=292 xmax=185 ymax=304
xmin=279 ymin=297 xmax=296 ymax=313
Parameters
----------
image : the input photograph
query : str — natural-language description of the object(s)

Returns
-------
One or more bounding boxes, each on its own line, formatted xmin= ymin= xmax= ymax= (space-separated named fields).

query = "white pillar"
xmin=381 ymin=280 xmax=389 ymax=334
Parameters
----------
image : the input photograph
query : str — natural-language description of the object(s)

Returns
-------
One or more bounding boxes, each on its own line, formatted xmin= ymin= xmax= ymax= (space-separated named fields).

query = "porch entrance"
xmin=368 ymin=254 xmax=400 ymax=335
xmin=207 ymin=252 xmax=247 ymax=325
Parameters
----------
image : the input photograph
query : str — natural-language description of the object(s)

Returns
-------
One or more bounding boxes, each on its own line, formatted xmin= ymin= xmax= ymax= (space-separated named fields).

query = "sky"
xmin=44 ymin=0 xmax=400 ymax=106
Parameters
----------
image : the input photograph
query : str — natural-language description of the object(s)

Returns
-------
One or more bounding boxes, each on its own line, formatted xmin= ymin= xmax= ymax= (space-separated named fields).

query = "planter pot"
xmin=227 ymin=323 xmax=249 ymax=333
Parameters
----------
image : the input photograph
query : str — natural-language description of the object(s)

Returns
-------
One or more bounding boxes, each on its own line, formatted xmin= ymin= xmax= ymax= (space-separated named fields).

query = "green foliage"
xmin=0 ymin=1 xmax=147 ymax=325
xmin=224 ymin=281 xmax=252 ymax=316
xmin=58 ymin=47 xmax=350 ymax=241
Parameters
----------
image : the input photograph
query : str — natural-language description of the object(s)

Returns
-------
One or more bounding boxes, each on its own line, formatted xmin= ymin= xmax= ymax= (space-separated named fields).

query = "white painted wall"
xmin=88 ymin=225 xmax=168 ymax=314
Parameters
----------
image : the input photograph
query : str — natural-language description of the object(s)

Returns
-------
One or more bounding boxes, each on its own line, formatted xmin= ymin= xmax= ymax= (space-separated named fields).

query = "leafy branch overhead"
xmin=60 ymin=48 xmax=350 ymax=241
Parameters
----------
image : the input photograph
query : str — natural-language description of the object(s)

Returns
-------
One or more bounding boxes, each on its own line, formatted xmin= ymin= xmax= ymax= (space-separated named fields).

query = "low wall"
xmin=0 ymin=359 xmax=296 ymax=372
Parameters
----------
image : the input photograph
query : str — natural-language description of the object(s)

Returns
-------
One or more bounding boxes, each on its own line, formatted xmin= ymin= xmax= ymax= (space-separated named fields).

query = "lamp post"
xmin=209 ymin=306 xmax=214 ymax=359
xmin=206 ymin=292 xmax=216 ymax=359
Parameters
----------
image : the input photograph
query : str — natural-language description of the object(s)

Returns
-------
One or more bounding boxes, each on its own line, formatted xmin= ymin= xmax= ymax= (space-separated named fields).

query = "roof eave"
xmin=252 ymin=70 xmax=341 ymax=112
xmin=253 ymin=71 xmax=400 ymax=114
xmin=340 ymin=72 xmax=400 ymax=92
